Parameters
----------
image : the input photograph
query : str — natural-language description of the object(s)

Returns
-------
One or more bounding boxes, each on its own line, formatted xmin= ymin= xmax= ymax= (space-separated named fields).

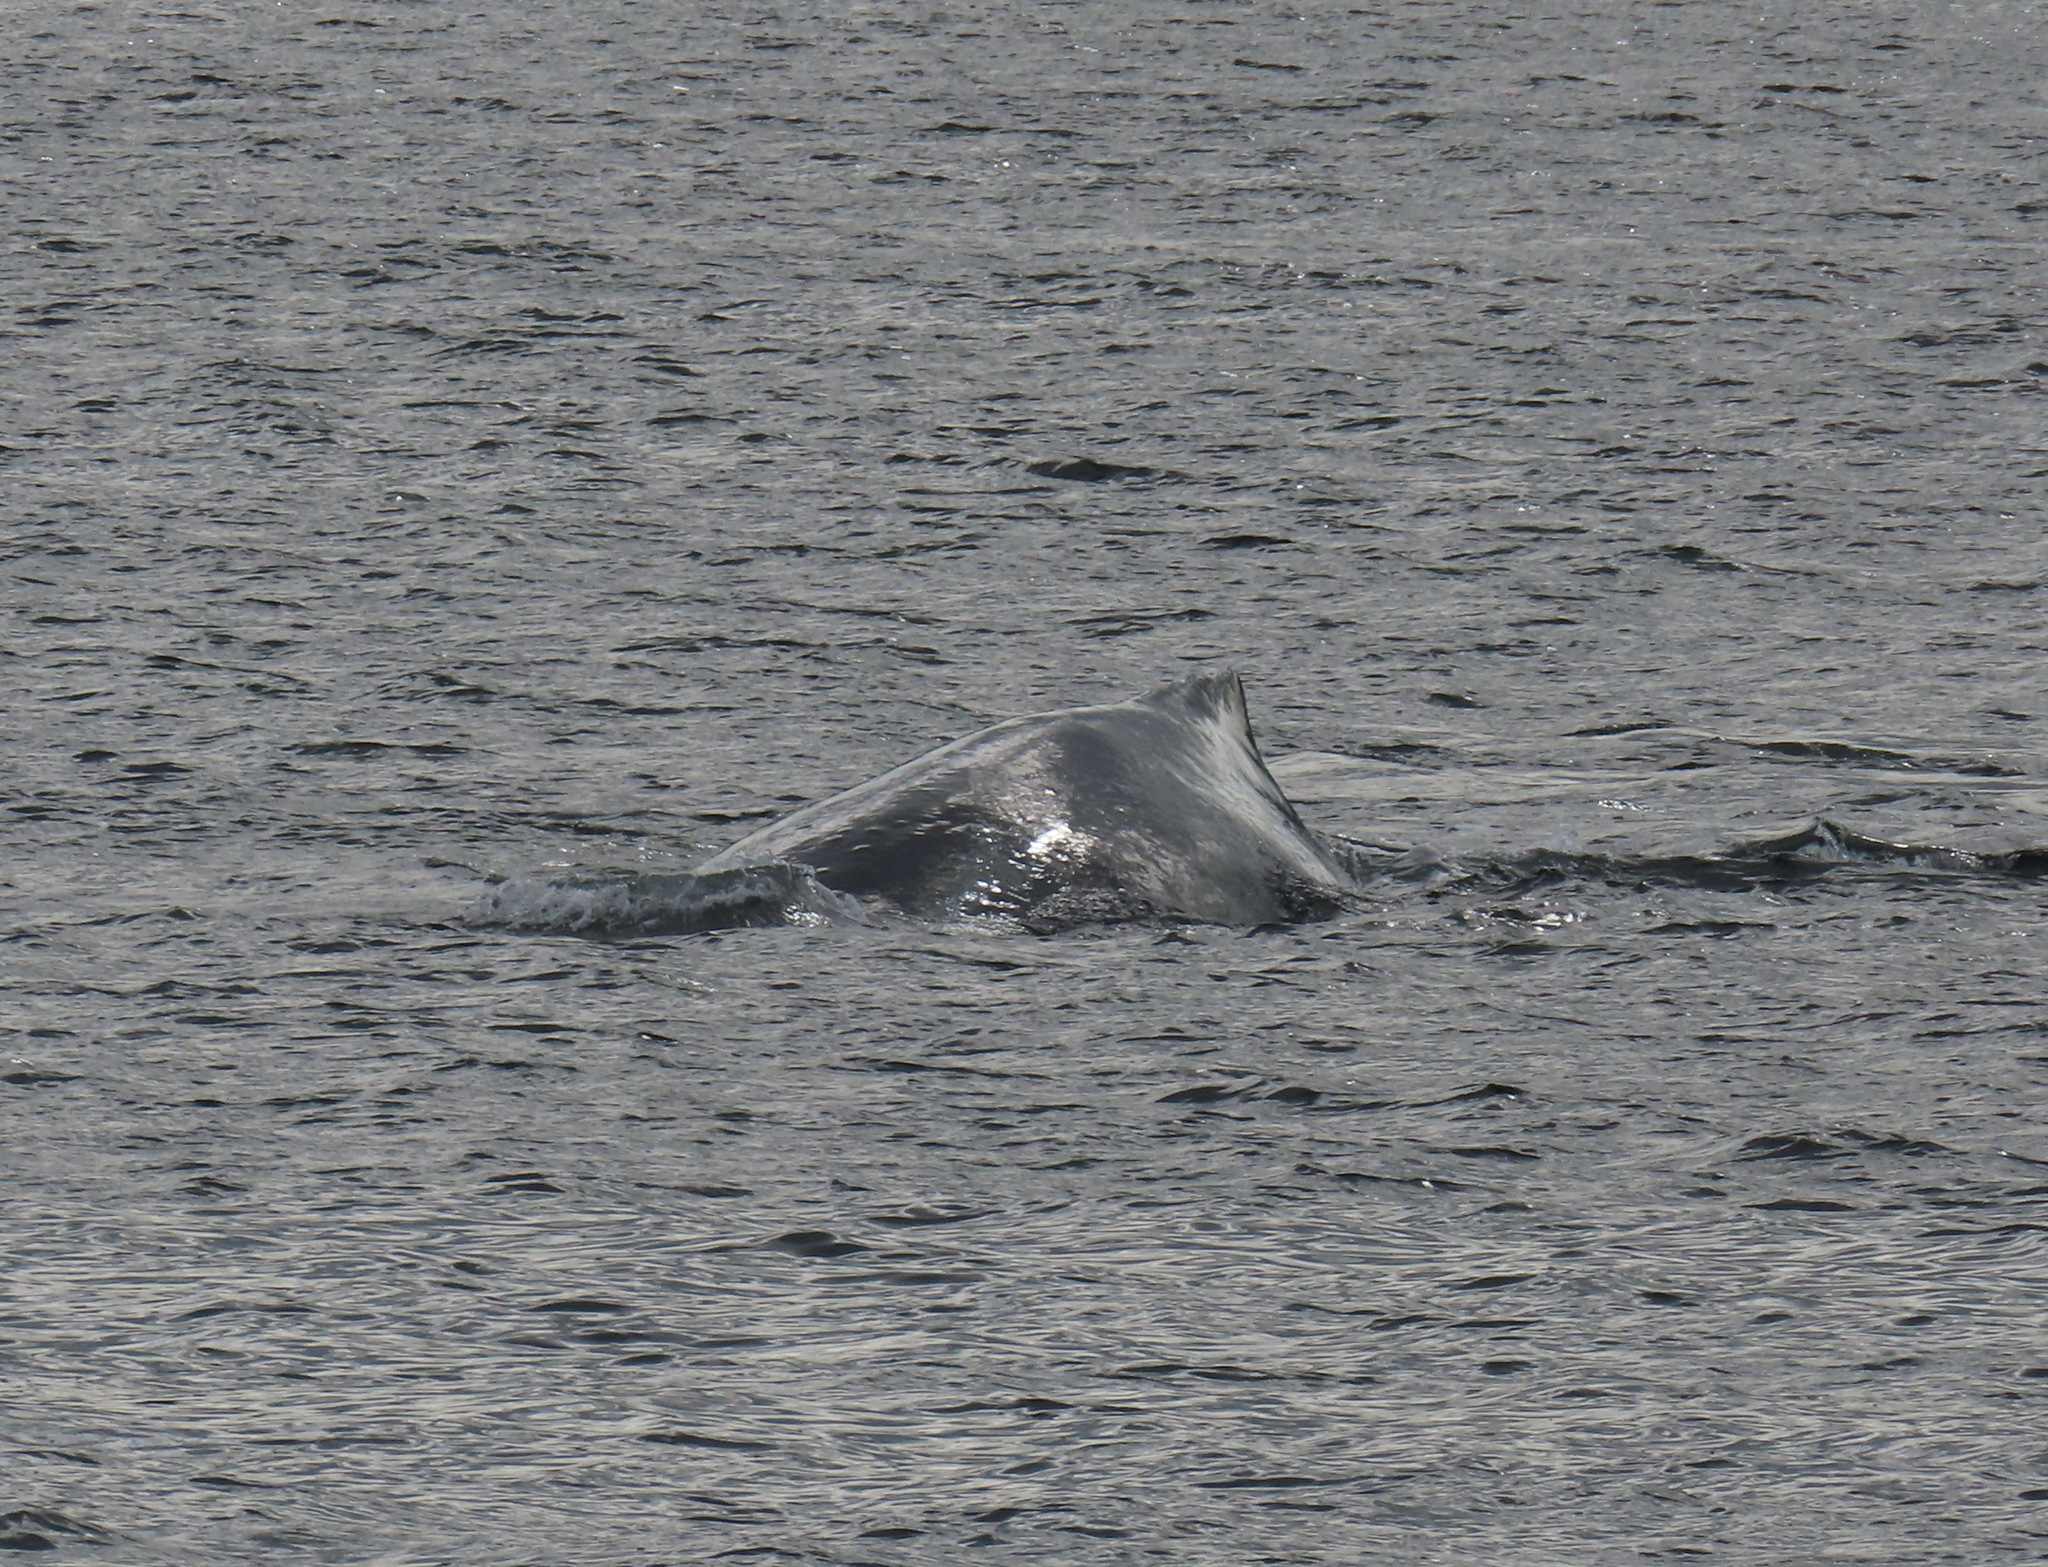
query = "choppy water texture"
xmin=5 ymin=1 xmax=2048 ymax=1562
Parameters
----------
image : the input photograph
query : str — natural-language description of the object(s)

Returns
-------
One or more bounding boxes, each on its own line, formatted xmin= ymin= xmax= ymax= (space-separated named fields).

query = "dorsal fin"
xmin=1138 ymin=670 xmax=1249 ymax=732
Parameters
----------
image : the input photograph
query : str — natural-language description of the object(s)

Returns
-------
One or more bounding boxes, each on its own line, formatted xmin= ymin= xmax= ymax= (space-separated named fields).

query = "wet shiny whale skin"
xmin=695 ymin=672 xmax=1354 ymax=926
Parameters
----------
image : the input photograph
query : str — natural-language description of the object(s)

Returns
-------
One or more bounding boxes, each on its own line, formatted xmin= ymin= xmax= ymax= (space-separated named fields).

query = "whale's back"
xmin=696 ymin=671 xmax=1352 ymax=926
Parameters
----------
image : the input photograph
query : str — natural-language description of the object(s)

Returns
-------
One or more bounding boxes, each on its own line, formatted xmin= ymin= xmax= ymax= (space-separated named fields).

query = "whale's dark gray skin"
xmin=694 ymin=671 xmax=1356 ymax=928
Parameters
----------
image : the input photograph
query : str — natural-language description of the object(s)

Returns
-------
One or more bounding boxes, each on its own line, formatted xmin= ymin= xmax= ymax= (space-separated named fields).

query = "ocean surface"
xmin=5 ymin=1 xmax=2048 ymax=1561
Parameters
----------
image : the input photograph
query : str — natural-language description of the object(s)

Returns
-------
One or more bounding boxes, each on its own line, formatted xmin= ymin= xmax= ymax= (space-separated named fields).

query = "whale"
xmin=475 ymin=673 xmax=2048 ymax=938
xmin=693 ymin=670 xmax=1357 ymax=929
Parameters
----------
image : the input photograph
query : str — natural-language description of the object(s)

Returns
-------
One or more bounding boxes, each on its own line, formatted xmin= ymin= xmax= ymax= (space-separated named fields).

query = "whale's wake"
xmin=472 ymin=676 xmax=2048 ymax=938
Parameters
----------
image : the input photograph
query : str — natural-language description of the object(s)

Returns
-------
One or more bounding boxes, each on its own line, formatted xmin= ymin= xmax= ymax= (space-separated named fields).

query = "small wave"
xmin=1416 ymin=818 xmax=2048 ymax=896
xmin=1322 ymin=836 xmax=1451 ymax=884
xmin=470 ymin=863 xmax=868 ymax=937
xmin=1735 ymin=819 xmax=2048 ymax=876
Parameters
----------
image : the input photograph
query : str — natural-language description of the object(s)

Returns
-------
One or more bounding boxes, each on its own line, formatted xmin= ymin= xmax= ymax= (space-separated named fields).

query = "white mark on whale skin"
xmin=1028 ymin=822 xmax=1081 ymax=857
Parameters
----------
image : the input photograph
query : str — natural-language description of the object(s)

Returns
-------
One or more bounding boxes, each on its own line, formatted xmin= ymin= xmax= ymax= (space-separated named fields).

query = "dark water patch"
xmin=640 ymin=1430 xmax=776 ymax=1451
xmin=1737 ymin=1134 xmax=1852 ymax=1162
xmin=1157 ymin=1080 xmax=1254 ymax=1105
xmin=1644 ymin=919 xmax=1775 ymax=936
xmin=1106 ymin=1363 xmax=1313 ymax=1384
xmin=1202 ymin=533 xmax=1296 ymax=551
xmin=1318 ymin=1170 xmax=1474 ymax=1192
xmin=1024 ymin=457 xmax=1169 ymax=483
xmin=1569 ymin=720 xmax=1676 ymax=737
xmin=870 ymin=1205 xmax=992 ymax=1227
xmin=1416 ymin=1083 xmax=1526 ymax=1106
xmin=934 ymin=1397 xmax=1074 ymax=1416
xmin=1453 ymin=1273 xmax=1538 ymax=1290
xmin=847 ymin=1056 xmax=1020 ymax=1079
xmin=762 ymin=1231 xmax=870 ymax=1259
xmin=294 ymin=740 xmax=468 ymax=759
xmin=1065 ymin=607 xmax=1216 ymax=638
xmin=175 ymin=1300 xmax=315 ymax=1321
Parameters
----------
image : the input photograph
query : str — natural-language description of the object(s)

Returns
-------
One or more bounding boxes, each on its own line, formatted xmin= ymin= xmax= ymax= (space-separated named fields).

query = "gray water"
xmin=6 ymin=1 xmax=2048 ymax=1561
